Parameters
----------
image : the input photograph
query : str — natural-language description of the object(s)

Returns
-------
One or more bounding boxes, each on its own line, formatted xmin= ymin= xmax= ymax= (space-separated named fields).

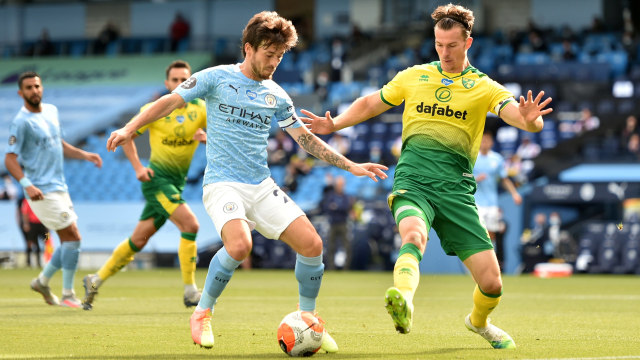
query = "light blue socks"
xmin=199 ymin=247 xmax=242 ymax=310
xmin=295 ymin=253 xmax=324 ymax=312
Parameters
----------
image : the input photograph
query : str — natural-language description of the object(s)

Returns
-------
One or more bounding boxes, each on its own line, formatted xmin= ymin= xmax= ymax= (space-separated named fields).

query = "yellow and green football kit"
xmin=136 ymin=99 xmax=207 ymax=229
xmin=382 ymin=61 xmax=517 ymax=346
xmin=383 ymin=61 xmax=513 ymax=260
xmin=95 ymin=98 xmax=207 ymax=291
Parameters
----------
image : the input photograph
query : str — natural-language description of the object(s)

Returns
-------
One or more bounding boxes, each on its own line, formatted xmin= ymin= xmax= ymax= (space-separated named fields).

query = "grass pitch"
xmin=1 ymin=268 xmax=640 ymax=359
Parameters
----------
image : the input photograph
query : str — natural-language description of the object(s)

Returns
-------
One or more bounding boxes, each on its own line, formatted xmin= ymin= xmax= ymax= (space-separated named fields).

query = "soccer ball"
xmin=277 ymin=311 xmax=324 ymax=357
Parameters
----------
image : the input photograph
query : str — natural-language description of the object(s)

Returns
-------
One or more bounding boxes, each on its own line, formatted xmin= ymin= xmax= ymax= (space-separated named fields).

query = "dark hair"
xmin=18 ymin=71 xmax=40 ymax=89
xmin=241 ymin=11 xmax=298 ymax=57
xmin=431 ymin=3 xmax=475 ymax=39
xmin=165 ymin=60 xmax=191 ymax=78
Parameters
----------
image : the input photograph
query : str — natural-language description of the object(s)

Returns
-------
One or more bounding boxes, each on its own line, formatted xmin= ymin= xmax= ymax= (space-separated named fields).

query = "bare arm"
xmin=107 ymin=93 xmax=185 ymax=151
xmin=285 ymin=126 xmax=388 ymax=182
xmin=301 ymin=90 xmax=392 ymax=135
xmin=499 ymin=90 xmax=553 ymax=133
xmin=122 ymin=134 xmax=154 ymax=182
xmin=332 ymin=91 xmax=392 ymax=130
xmin=4 ymin=153 xmax=44 ymax=200
xmin=62 ymin=140 xmax=102 ymax=168
xmin=501 ymin=177 xmax=522 ymax=205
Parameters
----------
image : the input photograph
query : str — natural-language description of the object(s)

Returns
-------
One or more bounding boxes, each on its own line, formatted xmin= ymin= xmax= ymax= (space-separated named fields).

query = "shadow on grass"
xmin=27 ymin=347 xmax=471 ymax=360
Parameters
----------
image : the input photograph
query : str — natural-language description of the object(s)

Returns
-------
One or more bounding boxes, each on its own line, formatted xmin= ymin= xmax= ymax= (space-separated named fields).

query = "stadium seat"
xmin=613 ymin=224 xmax=639 ymax=274
xmin=538 ymin=120 xmax=558 ymax=149
xmin=495 ymin=126 xmax=519 ymax=157
xmin=575 ymin=222 xmax=605 ymax=273
xmin=590 ymin=223 xmax=624 ymax=273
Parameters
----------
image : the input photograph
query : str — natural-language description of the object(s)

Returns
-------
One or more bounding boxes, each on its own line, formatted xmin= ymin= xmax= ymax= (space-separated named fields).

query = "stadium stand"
xmin=1 ymin=0 xmax=640 ymax=274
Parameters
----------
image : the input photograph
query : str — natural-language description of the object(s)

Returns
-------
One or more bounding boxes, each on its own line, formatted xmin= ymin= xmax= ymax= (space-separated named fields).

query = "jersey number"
xmin=273 ymin=189 xmax=289 ymax=203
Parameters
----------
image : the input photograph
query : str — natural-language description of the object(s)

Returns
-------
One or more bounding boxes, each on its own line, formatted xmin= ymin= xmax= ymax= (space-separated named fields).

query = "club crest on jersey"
xmin=246 ymin=90 xmax=257 ymax=100
xmin=265 ymin=94 xmax=277 ymax=107
xmin=462 ymin=77 xmax=475 ymax=89
xmin=223 ymin=202 xmax=238 ymax=213
xmin=441 ymin=78 xmax=454 ymax=86
xmin=176 ymin=115 xmax=185 ymax=124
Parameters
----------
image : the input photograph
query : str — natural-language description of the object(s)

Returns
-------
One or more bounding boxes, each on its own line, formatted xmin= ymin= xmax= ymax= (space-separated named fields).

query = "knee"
xmin=298 ymin=234 xmax=323 ymax=258
xmin=226 ymin=237 xmax=253 ymax=261
xmin=480 ymin=278 xmax=503 ymax=295
xmin=184 ymin=222 xmax=199 ymax=235
xmin=131 ymin=236 xmax=149 ymax=250
xmin=403 ymin=229 xmax=427 ymax=249
xmin=185 ymin=217 xmax=200 ymax=234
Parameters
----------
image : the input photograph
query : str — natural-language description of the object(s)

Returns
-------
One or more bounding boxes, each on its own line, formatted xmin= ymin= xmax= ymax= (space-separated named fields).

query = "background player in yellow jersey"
xmin=82 ymin=60 xmax=207 ymax=310
xmin=303 ymin=4 xmax=552 ymax=349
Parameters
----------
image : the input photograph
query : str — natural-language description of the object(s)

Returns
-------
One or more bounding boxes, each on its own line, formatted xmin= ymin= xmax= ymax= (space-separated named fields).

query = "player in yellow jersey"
xmin=82 ymin=60 xmax=207 ymax=310
xmin=303 ymin=4 xmax=552 ymax=349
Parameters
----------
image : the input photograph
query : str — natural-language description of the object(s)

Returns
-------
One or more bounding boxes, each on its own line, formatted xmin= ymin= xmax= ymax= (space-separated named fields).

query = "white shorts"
xmin=27 ymin=191 xmax=78 ymax=231
xmin=203 ymin=177 xmax=305 ymax=240
xmin=477 ymin=206 xmax=502 ymax=233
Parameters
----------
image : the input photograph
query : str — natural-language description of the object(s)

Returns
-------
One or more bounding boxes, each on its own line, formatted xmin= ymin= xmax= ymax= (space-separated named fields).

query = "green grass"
xmin=2 ymin=269 xmax=640 ymax=359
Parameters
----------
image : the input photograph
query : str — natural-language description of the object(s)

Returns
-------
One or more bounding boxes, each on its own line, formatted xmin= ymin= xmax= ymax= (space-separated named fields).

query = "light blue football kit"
xmin=473 ymin=150 xmax=506 ymax=208
xmin=6 ymin=103 xmax=79 ymax=294
xmin=6 ymin=104 xmax=67 ymax=195
xmin=173 ymin=64 xmax=322 ymax=313
xmin=173 ymin=63 xmax=301 ymax=186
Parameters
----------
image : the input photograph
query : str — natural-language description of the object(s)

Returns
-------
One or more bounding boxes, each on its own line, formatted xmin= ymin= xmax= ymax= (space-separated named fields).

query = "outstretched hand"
xmin=300 ymin=109 xmax=336 ymax=135
xmin=106 ymin=127 xmax=133 ymax=152
xmin=349 ymin=162 xmax=389 ymax=182
xmin=519 ymin=90 xmax=553 ymax=125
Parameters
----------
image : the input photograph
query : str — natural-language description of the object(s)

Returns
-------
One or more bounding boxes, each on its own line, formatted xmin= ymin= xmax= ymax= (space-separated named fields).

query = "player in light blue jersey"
xmin=107 ymin=11 xmax=387 ymax=351
xmin=473 ymin=131 xmax=521 ymax=267
xmin=5 ymin=71 xmax=102 ymax=308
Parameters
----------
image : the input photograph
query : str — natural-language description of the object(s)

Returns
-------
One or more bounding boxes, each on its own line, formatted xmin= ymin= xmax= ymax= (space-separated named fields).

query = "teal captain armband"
xmin=19 ymin=177 xmax=33 ymax=188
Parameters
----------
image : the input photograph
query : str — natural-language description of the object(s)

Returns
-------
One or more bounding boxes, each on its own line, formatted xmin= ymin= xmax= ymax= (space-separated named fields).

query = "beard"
xmin=251 ymin=61 xmax=274 ymax=81
xmin=25 ymin=95 xmax=41 ymax=108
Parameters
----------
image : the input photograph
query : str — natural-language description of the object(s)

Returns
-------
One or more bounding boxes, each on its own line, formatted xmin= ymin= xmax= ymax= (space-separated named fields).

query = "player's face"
xmin=18 ymin=77 xmax=43 ymax=109
xmin=434 ymin=26 xmax=472 ymax=73
xmin=480 ymin=134 xmax=493 ymax=152
xmin=165 ymin=67 xmax=191 ymax=92
xmin=248 ymin=43 xmax=286 ymax=81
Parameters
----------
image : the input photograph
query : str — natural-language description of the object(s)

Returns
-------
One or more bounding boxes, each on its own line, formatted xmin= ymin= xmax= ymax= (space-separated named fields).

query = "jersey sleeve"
xmin=6 ymin=118 xmax=25 ymax=156
xmin=173 ymin=68 xmax=214 ymax=103
xmin=486 ymin=78 xmax=515 ymax=116
xmin=275 ymin=93 xmax=301 ymax=130
xmin=380 ymin=69 xmax=408 ymax=106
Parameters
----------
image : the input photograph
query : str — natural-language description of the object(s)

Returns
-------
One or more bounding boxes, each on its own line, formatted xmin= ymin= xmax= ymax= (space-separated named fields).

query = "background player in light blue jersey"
xmin=107 ymin=11 xmax=388 ymax=351
xmin=5 ymin=71 xmax=103 ymax=308
xmin=474 ymin=131 xmax=522 ymax=267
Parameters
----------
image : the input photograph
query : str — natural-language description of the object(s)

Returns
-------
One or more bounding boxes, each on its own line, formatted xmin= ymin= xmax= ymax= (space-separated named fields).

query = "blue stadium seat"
xmin=370 ymin=122 xmax=388 ymax=141
xmin=613 ymin=225 xmax=640 ymax=274
xmin=591 ymin=223 xmax=624 ymax=273
xmin=575 ymin=223 xmax=604 ymax=272
xmin=617 ymin=99 xmax=635 ymax=115
xmin=538 ymin=120 xmax=558 ymax=149
xmin=69 ymin=40 xmax=88 ymax=57
xmin=495 ymin=126 xmax=519 ymax=157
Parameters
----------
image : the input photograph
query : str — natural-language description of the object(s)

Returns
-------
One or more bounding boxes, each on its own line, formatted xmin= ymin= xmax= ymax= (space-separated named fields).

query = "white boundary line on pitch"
xmin=520 ymin=356 xmax=640 ymax=360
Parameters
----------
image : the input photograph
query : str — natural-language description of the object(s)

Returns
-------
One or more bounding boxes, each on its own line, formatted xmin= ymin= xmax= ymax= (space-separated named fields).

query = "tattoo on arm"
xmin=296 ymin=133 xmax=351 ymax=171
